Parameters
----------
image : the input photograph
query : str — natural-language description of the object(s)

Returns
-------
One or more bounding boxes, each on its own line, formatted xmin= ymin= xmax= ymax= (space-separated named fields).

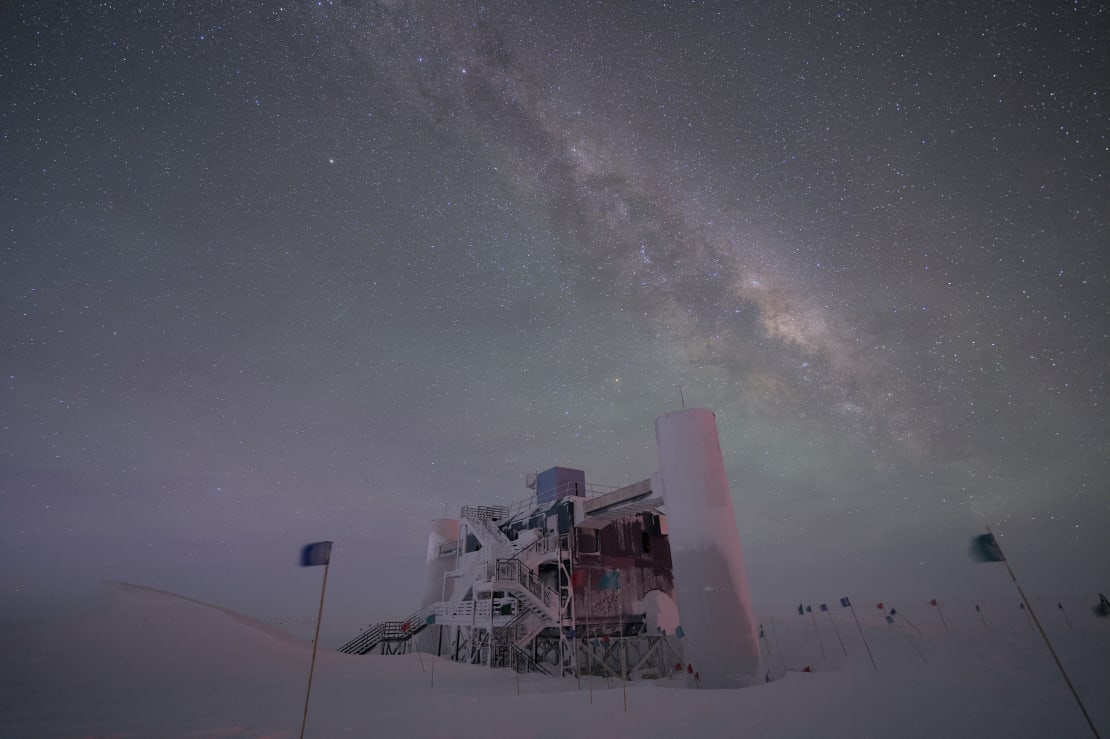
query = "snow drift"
xmin=1 ymin=582 xmax=1107 ymax=738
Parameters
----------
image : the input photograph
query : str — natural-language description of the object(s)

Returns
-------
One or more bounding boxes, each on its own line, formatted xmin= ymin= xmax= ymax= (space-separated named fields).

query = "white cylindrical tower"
xmin=655 ymin=408 xmax=761 ymax=688
xmin=416 ymin=518 xmax=459 ymax=653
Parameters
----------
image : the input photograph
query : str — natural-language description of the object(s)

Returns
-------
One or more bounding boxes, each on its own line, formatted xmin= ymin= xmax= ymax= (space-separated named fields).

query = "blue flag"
xmin=840 ymin=597 xmax=851 ymax=608
xmin=885 ymin=615 xmax=894 ymax=625
xmin=300 ymin=541 xmax=332 ymax=567
xmin=806 ymin=605 xmax=813 ymax=613
xmin=797 ymin=603 xmax=804 ymax=615
xmin=425 ymin=614 xmax=436 ymax=625
xmin=675 ymin=625 xmax=685 ymax=639
xmin=889 ymin=608 xmax=897 ymax=616
xmin=819 ymin=603 xmax=829 ymax=612
xmin=970 ymin=533 xmax=1006 ymax=562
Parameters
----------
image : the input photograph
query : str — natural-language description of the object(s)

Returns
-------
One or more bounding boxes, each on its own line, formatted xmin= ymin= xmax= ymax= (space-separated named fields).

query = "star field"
xmin=1 ymin=0 xmax=1106 ymax=634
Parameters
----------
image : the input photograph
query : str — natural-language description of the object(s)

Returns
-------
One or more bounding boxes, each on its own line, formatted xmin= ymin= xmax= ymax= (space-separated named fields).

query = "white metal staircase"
xmin=460 ymin=505 xmax=513 ymax=556
xmin=338 ymin=602 xmax=443 ymax=655
xmin=492 ymin=610 xmax=553 ymax=674
xmin=480 ymin=558 xmax=560 ymax=621
xmin=339 ymin=504 xmax=568 ymax=672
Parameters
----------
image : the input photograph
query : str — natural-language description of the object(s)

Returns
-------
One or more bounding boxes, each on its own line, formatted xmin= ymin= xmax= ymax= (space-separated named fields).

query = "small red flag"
xmin=876 ymin=602 xmax=884 ymax=609
xmin=570 ymin=569 xmax=588 ymax=588
xmin=802 ymin=666 xmax=812 ymax=673
xmin=674 ymin=662 xmax=683 ymax=672
xmin=930 ymin=598 xmax=938 ymax=606
xmin=401 ymin=622 xmax=410 ymax=633
xmin=687 ymin=664 xmax=694 ymax=674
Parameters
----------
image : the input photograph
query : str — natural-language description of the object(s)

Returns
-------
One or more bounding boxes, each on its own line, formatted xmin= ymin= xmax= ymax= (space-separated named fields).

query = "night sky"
xmin=2 ymin=1 xmax=1107 ymax=639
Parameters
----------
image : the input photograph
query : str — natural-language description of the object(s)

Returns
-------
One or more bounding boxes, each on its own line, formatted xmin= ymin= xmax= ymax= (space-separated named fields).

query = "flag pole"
xmin=300 ymin=556 xmax=330 ymax=739
xmin=902 ymin=631 xmax=928 ymax=664
xmin=975 ymin=603 xmax=988 ymax=631
xmin=414 ymin=624 xmax=426 ymax=672
xmin=848 ymin=601 xmax=877 ymax=672
xmin=895 ymin=610 xmax=923 ymax=636
xmin=931 ymin=599 xmax=949 ymax=632
xmin=798 ymin=604 xmax=812 ymax=662
xmin=576 ymin=633 xmax=581 ymax=691
xmin=809 ymin=608 xmax=826 ymax=662
xmin=619 ymin=577 xmax=629 ymax=711
xmin=586 ymin=572 xmax=593 ymax=704
xmin=824 ymin=608 xmax=847 ymax=656
xmin=620 ymin=625 xmax=628 ymax=712
xmin=985 ymin=527 xmax=1101 ymax=739
xmin=759 ymin=623 xmax=773 ymax=660
xmin=570 ymin=561 xmax=581 ymax=693
xmin=769 ymin=615 xmax=788 ymax=673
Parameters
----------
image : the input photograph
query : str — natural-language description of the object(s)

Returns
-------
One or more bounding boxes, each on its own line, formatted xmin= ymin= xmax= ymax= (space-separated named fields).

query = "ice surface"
xmin=1 ymin=582 xmax=1107 ymax=738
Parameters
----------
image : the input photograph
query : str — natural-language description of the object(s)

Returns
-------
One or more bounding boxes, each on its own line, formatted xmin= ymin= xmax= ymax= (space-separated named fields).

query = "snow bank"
xmin=1 ymin=583 xmax=1107 ymax=738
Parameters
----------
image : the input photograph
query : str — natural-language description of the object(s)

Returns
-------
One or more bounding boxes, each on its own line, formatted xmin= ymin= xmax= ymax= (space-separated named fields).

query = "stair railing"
xmin=494 ymin=558 xmax=558 ymax=613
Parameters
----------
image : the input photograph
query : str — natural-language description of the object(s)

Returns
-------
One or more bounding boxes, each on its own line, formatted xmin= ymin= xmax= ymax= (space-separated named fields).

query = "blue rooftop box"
xmin=536 ymin=466 xmax=586 ymax=505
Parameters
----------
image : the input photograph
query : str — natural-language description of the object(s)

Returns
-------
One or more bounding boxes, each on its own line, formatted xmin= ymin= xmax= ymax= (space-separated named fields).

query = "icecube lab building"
xmin=339 ymin=408 xmax=761 ymax=688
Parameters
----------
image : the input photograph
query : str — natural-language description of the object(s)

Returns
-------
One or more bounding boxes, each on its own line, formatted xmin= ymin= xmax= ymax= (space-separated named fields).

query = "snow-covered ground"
xmin=2 ymin=582 xmax=1107 ymax=738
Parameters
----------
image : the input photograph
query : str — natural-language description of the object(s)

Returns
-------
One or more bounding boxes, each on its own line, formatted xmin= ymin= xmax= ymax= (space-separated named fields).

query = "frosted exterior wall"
xmin=655 ymin=408 xmax=761 ymax=688
xmin=417 ymin=518 xmax=459 ymax=653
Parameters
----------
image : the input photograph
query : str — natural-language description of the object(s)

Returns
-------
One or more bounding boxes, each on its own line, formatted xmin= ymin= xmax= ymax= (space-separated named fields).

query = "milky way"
xmin=306 ymin=0 xmax=1106 ymax=460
